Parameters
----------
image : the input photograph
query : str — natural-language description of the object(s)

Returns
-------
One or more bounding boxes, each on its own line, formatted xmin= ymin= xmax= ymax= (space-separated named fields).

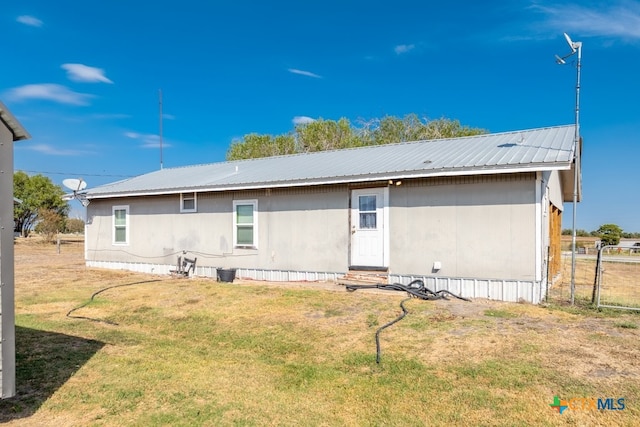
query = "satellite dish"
xmin=62 ymin=178 xmax=90 ymax=207
xmin=564 ymin=32 xmax=577 ymax=52
xmin=63 ymin=178 xmax=87 ymax=192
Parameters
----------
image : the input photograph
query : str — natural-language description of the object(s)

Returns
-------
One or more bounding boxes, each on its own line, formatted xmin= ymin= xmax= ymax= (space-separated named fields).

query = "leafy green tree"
xmin=576 ymin=229 xmax=590 ymax=237
xmin=295 ymin=118 xmax=360 ymax=152
xmin=597 ymin=223 xmax=623 ymax=246
xmin=14 ymin=171 xmax=69 ymax=237
xmin=621 ymin=231 xmax=640 ymax=238
xmin=363 ymin=115 xmax=486 ymax=145
xmin=226 ymin=114 xmax=487 ymax=160
xmin=226 ymin=133 xmax=296 ymax=160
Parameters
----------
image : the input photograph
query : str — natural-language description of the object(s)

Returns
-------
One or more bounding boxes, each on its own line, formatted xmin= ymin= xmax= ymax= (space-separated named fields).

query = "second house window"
xmin=233 ymin=199 xmax=257 ymax=247
xmin=181 ymin=192 xmax=197 ymax=213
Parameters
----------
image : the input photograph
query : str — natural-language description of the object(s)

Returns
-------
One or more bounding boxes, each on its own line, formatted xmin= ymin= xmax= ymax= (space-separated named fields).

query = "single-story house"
xmin=1 ymin=101 xmax=30 ymax=399
xmin=83 ymin=124 xmax=580 ymax=304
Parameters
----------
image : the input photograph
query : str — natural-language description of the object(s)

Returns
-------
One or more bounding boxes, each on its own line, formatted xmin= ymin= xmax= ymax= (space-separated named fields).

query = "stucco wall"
xmin=86 ymin=173 xmax=539 ymax=282
xmin=389 ymin=174 xmax=537 ymax=280
xmin=85 ymin=186 xmax=351 ymax=273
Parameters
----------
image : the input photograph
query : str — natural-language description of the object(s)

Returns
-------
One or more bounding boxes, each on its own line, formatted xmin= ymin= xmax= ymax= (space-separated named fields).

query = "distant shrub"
xmin=65 ymin=218 xmax=85 ymax=234
xmin=34 ymin=209 xmax=65 ymax=243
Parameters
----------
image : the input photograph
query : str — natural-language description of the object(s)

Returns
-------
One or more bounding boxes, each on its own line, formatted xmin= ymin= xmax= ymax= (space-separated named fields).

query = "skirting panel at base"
xmin=85 ymin=260 xmax=545 ymax=303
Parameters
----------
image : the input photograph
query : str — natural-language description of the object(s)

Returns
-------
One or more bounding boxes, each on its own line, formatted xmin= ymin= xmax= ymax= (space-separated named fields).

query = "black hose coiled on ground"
xmin=346 ymin=279 xmax=470 ymax=363
xmin=345 ymin=279 xmax=470 ymax=302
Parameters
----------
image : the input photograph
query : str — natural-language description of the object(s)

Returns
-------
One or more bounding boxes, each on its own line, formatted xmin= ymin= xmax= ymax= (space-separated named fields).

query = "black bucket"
xmin=217 ymin=268 xmax=236 ymax=283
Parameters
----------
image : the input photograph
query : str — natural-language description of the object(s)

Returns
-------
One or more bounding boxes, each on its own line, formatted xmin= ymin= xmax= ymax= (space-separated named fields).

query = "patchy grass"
xmin=615 ymin=321 xmax=639 ymax=329
xmin=1 ymin=237 xmax=639 ymax=426
xmin=484 ymin=308 xmax=519 ymax=319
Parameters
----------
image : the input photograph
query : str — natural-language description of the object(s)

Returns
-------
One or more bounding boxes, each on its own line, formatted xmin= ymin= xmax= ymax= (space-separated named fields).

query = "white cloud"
xmin=125 ymin=131 xmax=170 ymax=148
xmin=62 ymin=63 xmax=113 ymax=84
xmin=4 ymin=84 xmax=93 ymax=105
xmin=288 ymin=68 xmax=322 ymax=78
xmin=162 ymin=113 xmax=176 ymax=120
xmin=394 ymin=44 xmax=416 ymax=55
xmin=292 ymin=116 xmax=316 ymax=125
xmin=533 ymin=1 xmax=640 ymax=40
xmin=17 ymin=15 xmax=43 ymax=27
xmin=26 ymin=144 xmax=92 ymax=156
xmin=92 ymin=113 xmax=131 ymax=119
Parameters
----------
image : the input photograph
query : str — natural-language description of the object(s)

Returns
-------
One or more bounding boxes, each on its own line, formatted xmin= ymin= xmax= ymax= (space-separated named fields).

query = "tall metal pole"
xmin=159 ymin=89 xmax=164 ymax=170
xmin=569 ymin=40 xmax=582 ymax=305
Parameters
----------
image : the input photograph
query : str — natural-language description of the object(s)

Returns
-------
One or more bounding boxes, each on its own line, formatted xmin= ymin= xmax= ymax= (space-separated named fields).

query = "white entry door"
xmin=350 ymin=188 xmax=388 ymax=267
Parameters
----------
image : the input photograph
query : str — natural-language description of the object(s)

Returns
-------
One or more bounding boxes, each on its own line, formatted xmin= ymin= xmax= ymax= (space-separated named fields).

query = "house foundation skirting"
xmin=388 ymin=274 xmax=545 ymax=304
xmin=85 ymin=260 xmax=545 ymax=304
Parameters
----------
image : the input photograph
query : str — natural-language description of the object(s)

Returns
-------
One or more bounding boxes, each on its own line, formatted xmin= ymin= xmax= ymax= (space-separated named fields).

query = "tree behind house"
xmin=34 ymin=209 xmax=65 ymax=242
xmin=227 ymin=114 xmax=487 ymax=160
xmin=65 ymin=218 xmax=85 ymax=234
xmin=14 ymin=171 xmax=69 ymax=237
xmin=597 ymin=223 xmax=623 ymax=246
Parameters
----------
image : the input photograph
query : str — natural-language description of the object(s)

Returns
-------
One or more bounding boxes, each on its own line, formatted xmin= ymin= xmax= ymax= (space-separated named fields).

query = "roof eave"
xmin=86 ymin=162 xmax=572 ymax=200
xmin=0 ymin=101 xmax=30 ymax=141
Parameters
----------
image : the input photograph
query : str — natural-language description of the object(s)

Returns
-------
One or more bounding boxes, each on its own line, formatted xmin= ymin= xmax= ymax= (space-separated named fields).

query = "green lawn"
xmin=2 ymin=240 xmax=639 ymax=426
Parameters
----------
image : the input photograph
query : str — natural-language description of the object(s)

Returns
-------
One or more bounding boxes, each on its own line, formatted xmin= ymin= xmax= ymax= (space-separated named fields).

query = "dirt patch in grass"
xmin=2 ymin=236 xmax=639 ymax=426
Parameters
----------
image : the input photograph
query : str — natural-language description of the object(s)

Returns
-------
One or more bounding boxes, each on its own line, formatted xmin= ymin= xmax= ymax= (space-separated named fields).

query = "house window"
xmin=113 ymin=205 xmax=129 ymax=245
xmin=181 ymin=192 xmax=197 ymax=213
xmin=359 ymin=195 xmax=377 ymax=229
xmin=233 ymin=200 xmax=257 ymax=248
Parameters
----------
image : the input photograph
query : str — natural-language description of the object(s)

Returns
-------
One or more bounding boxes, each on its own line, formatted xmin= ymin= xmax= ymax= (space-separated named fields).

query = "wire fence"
xmin=550 ymin=247 xmax=640 ymax=310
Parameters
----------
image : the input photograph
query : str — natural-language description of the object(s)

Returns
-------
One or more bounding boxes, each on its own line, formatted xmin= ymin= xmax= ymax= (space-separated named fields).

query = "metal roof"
xmin=0 ymin=101 xmax=30 ymax=141
xmin=87 ymin=124 xmax=578 ymax=199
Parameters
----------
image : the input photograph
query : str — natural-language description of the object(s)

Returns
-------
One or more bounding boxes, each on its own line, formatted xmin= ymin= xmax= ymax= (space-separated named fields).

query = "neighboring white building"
xmin=83 ymin=125 xmax=580 ymax=304
xmin=1 ymin=101 xmax=30 ymax=399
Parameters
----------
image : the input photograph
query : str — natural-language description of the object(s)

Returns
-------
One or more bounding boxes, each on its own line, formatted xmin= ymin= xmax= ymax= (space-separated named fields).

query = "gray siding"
xmin=86 ymin=185 xmax=350 ymax=273
xmin=86 ymin=174 xmax=539 ymax=283
xmin=389 ymin=174 xmax=536 ymax=280
xmin=0 ymin=123 xmax=15 ymax=398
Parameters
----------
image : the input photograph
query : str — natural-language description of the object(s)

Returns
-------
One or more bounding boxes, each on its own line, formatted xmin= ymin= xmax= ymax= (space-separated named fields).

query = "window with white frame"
xmin=112 ymin=205 xmax=129 ymax=245
xmin=233 ymin=199 xmax=258 ymax=248
xmin=180 ymin=192 xmax=197 ymax=213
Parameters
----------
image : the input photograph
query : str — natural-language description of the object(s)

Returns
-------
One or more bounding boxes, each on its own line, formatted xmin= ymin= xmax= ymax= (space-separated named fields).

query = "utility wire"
xmin=19 ymin=169 xmax=133 ymax=178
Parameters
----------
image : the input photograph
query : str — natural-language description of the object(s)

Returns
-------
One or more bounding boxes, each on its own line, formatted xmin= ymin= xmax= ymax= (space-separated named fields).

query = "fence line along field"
xmin=2 ymin=235 xmax=639 ymax=426
xmin=598 ymin=258 xmax=640 ymax=309
xmin=554 ymin=238 xmax=640 ymax=310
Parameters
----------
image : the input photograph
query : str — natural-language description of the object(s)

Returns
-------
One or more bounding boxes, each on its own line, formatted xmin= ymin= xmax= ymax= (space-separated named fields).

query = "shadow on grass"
xmin=0 ymin=326 xmax=104 ymax=422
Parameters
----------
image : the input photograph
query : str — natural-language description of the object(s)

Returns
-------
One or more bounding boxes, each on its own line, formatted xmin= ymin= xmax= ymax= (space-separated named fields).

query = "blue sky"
xmin=3 ymin=1 xmax=640 ymax=232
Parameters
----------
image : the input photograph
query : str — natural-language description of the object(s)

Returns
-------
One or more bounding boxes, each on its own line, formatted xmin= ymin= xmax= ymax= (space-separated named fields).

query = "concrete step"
xmin=337 ymin=271 xmax=388 ymax=286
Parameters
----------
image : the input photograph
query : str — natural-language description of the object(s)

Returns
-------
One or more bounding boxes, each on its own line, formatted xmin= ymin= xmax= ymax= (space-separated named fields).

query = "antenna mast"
xmin=159 ymin=89 xmax=163 ymax=170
